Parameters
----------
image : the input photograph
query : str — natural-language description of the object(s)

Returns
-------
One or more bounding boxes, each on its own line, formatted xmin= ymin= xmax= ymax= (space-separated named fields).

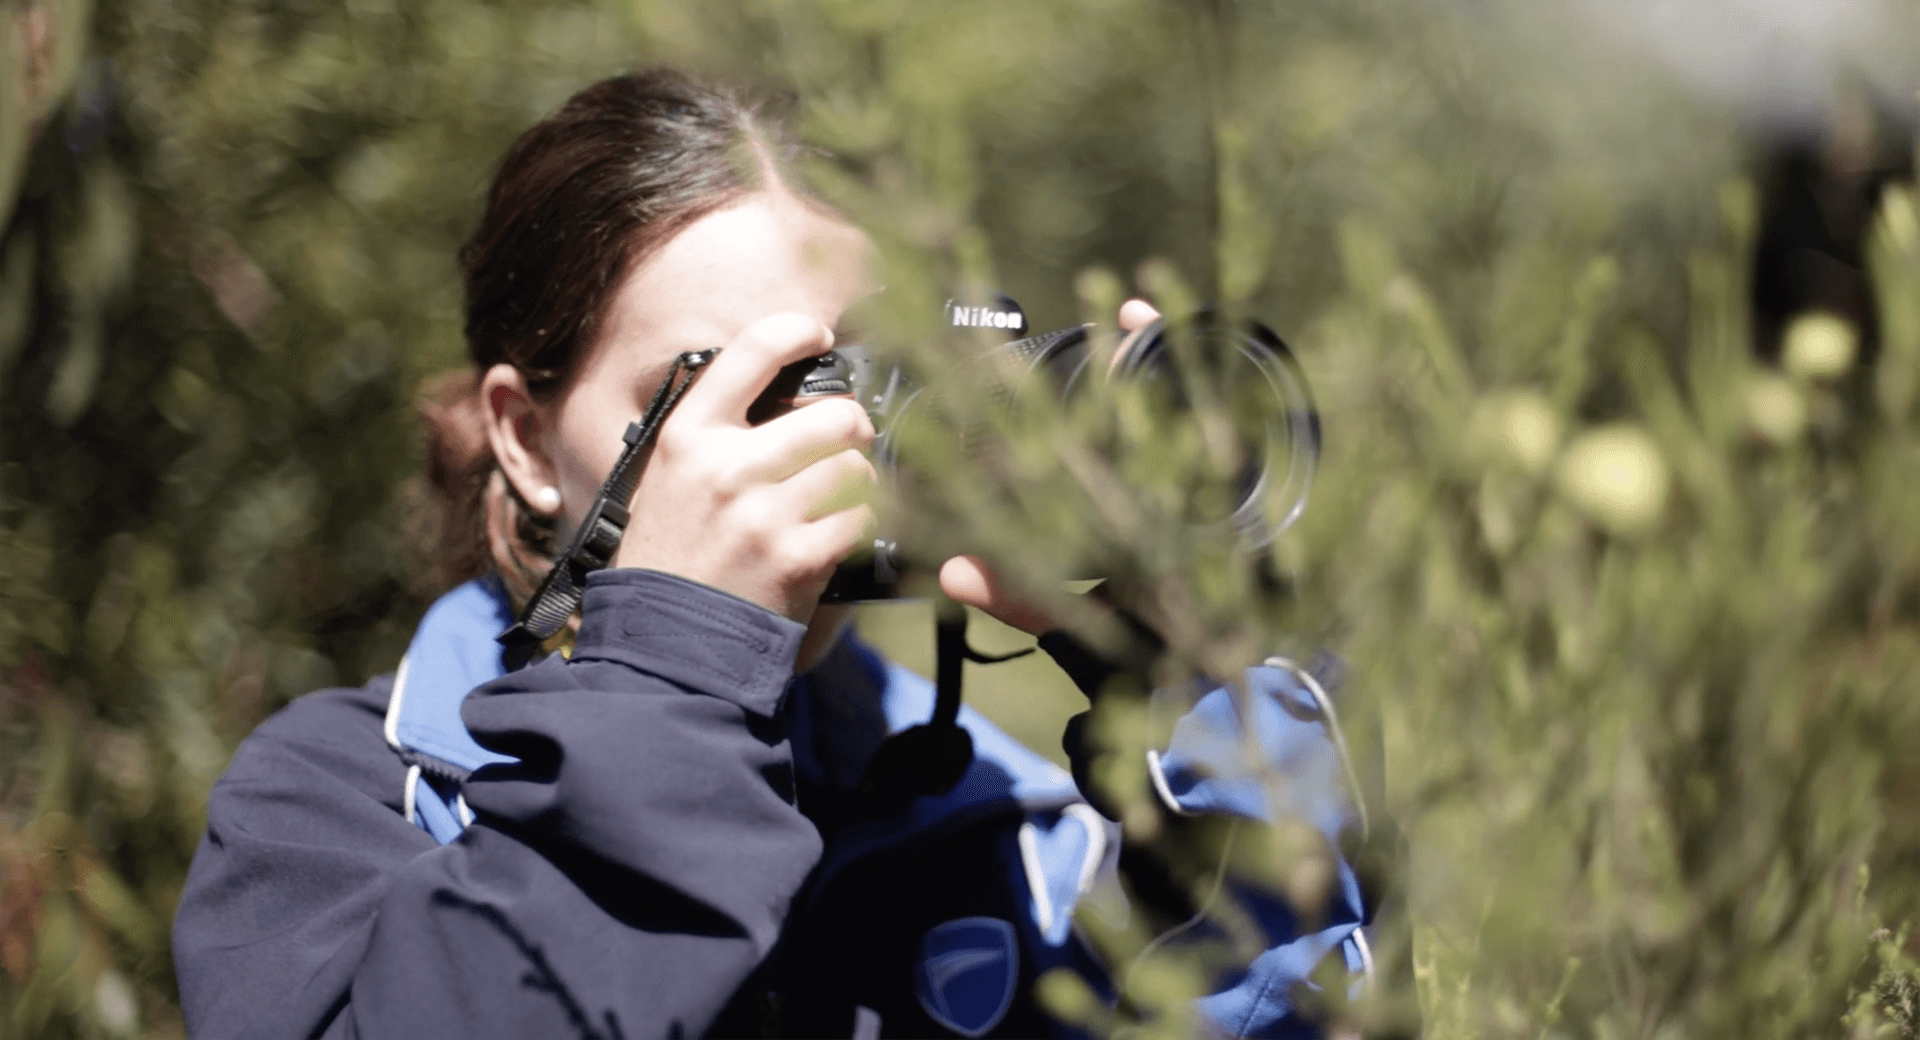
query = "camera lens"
xmin=977 ymin=311 xmax=1319 ymax=546
xmin=1111 ymin=312 xmax=1319 ymax=544
xmin=824 ymin=309 xmax=1321 ymax=603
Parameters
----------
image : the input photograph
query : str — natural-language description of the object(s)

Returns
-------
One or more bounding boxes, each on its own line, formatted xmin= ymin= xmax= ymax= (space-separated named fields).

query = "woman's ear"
xmin=479 ymin=364 xmax=562 ymax=517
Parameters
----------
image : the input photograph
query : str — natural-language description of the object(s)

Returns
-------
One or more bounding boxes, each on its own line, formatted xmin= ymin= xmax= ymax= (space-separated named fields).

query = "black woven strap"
xmin=498 ymin=349 xmax=718 ymax=666
xmin=856 ymin=598 xmax=1038 ymax=807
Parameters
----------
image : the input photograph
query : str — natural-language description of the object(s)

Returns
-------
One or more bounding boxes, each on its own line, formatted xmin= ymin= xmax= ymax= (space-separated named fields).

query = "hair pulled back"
xmin=417 ymin=68 xmax=797 ymax=598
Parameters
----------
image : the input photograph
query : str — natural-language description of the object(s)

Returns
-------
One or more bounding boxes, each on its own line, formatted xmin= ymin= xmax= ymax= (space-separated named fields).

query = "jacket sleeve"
xmin=172 ymin=569 xmax=823 ymax=1040
xmin=1040 ymin=634 xmax=1378 ymax=1038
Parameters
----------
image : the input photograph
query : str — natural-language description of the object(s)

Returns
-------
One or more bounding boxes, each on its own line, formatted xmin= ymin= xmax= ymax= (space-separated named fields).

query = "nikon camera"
xmin=749 ymin=295 xmax=1322 ymax=604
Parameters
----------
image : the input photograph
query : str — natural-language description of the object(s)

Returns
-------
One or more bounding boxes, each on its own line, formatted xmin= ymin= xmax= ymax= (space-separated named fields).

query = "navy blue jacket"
xmin=173 ymin=569 xmax=1370 ymax=1039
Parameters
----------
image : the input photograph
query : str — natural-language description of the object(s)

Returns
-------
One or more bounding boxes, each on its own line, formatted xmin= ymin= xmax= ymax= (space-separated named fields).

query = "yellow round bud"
xmin=1744 ymin=371 xmax=1807 ymax=445
xmin=1468 ymin=390 xmax=1560 ymax=475
xmin=1498 ymin=391 xmax=1560 ymax=475
xmin=1556 ymin=424 xmax=1670 ymax=535
xmin=1783 ymin=312 xmax=1857 ymax=381
xmin=1881 ymin=190 xmax=1919 ymax=254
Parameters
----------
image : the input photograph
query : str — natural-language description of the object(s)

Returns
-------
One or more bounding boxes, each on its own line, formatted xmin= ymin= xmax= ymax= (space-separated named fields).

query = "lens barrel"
xmin=818 ymin=308 xmax=1320 ymax=602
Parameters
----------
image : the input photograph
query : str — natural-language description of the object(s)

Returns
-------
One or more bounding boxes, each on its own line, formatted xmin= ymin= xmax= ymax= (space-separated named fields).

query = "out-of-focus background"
xmin=4 ymin=0 xmax=1920 ymax=1036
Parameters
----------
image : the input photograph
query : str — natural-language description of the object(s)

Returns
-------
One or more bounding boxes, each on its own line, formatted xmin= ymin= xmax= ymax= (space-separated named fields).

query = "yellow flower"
xmin=1557 ymin=424 xmax=1670 ymax=535
xmin=1783 ymin=313 xmax=1857 ymax=381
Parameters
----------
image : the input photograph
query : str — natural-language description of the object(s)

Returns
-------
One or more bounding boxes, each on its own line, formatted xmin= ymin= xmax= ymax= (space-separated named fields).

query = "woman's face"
xmin=485 ymin=188 xmax=873 ymax=664
xmin=548 ymin=191 xmax=870 ymax=531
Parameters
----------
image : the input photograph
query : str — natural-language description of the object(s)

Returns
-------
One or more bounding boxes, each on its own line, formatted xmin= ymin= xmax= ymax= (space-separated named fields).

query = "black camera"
xmin=503 ymin=295 xmax=1319 ymax=662
xmin=764 ymin=296 xmax=1321 ymax=604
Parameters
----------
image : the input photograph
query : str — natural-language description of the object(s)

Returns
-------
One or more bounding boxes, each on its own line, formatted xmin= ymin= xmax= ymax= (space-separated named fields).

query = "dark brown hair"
xmin=416 ymin=68 xmax=798 ymax=599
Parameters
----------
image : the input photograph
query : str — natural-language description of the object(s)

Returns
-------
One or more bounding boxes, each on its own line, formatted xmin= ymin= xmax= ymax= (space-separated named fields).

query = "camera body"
xmin=753 ymin=296 xmax=1322 ymax=603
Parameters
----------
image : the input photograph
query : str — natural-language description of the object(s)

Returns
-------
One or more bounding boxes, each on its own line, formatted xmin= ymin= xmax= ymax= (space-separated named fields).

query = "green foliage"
xmin=1306 ymin=181 xmax=1920 ymax=1040
xmin=2 ymin=0 xmax=1918 ymax=1036
xmin=2 ymin=1 xmax=653 ymax=1033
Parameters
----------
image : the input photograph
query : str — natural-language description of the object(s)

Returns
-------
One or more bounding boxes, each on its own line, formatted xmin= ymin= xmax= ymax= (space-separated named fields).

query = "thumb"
xmin=938 ymin=555 xmax=1055 ymax=636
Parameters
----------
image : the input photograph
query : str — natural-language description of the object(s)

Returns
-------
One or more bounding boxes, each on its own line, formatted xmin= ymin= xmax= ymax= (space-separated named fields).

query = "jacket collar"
xmin=383 ymin=576 xmax=518 ymax=780
xmin=388 ymin=577 xmax=1081 ymax=821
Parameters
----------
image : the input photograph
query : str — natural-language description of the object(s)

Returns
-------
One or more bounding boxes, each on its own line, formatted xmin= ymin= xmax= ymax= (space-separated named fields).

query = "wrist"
xmin=573 ymin=569 xmax=808 ymax=716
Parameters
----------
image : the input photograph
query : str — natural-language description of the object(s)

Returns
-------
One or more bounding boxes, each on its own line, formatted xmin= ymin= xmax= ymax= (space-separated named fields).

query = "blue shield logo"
xmin=913 ymin=916 xmax=1019 ymax=1038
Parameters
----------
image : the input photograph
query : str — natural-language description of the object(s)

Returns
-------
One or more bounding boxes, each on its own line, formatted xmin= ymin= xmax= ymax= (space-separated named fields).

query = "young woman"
xmin=171 ymin=69 xmax=1372 ymax=1040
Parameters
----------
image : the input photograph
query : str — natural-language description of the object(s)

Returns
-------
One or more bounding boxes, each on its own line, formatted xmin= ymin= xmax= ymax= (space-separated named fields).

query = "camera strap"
xmin=497 ymin=348 xmax=719 ymax=668
xmin=852 ymin=599 xmax=1038 ymax=807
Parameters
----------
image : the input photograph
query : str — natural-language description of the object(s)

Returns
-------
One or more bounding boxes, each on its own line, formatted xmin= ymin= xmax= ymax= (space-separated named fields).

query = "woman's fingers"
xmin=792 ymin=502 xmax=878 ymax=578
xmin=1110 ymin=298 xmax=1164 ymax=375
xmin=764 ymin=498 xmax=879 ymax=587
xmin=1118 ymin=297 xmax=1161 ymax=332
xmin=677 ymin=312 xmax=835 ymax=426
xmin=780 ymin=446 xmax=877 ymax=522
xmin=938 ymin=555 xmax=1057 ymax=636
xmin=744 ymin=396 xmax=874 ymax=483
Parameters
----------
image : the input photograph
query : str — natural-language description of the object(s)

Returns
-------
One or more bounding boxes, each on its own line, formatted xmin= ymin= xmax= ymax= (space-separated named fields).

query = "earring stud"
xmin=533 ymin=486 xmax=561 ymax=512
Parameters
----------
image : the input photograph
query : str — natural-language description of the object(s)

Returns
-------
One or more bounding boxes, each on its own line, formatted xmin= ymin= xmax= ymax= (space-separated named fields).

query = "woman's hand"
xmin=615 ymin=312 xmax=877 ymax=623
xmin=939 ymin=298 xmax=1163 ymax=634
